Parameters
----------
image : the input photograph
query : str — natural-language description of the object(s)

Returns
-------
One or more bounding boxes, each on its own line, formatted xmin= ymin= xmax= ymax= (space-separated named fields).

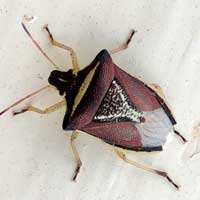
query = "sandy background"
xmin=0 ymin=0 xmax=200 ymax=199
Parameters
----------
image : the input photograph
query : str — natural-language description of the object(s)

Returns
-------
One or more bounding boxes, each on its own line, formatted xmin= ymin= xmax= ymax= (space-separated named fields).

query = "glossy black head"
xmin=48 ymin=70 xmax=77 ymax=96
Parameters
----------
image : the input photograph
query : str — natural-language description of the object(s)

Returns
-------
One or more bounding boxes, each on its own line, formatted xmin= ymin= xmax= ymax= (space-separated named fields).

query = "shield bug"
xmin=0 ymin=19 xmax=187 ymax=189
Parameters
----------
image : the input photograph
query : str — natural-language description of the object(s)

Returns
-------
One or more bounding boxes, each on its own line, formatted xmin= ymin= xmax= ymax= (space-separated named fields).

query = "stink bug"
xmin=0 ymin=19 xmax=187 ymax=189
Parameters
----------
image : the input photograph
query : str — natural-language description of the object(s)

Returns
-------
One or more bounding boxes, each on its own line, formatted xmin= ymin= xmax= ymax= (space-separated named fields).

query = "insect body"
xmin=0 ymin=22 xmax=186 ymax=189
xmin=49 ymin=49 xmax=173 ymax=151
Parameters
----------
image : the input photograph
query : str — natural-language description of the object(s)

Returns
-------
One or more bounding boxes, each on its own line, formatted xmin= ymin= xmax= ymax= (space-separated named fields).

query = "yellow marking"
xmin=71 ymin=63 xmax=98 ymax=117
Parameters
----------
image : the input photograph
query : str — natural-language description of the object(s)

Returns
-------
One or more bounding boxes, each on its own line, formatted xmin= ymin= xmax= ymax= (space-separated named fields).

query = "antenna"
xmin=21 ymin=19 xmax=59 ymax=70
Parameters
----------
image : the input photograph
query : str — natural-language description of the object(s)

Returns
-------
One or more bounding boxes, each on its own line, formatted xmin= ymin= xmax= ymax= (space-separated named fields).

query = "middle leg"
xmin=71 ymin=131 xmax=82 ymax=181
xmin=13 ymin=100 xmax=66 ymax=115
xmin=110 ymin=30 xmax=136 ymax=54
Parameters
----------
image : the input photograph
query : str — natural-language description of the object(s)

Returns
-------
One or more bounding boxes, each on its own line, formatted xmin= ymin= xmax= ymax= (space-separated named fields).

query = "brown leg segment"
xmin=71 ymin=131 xmax=82 ymax=181
xmin=43 ymin=25 xmax=79 ymax=75
xmin=174 ymin=129 xmax=187 ymax=143
xmin=114 ymin=148 xmax=179 ymax=189
xmin=110 ymin=30 xmax=136 ymax=54
xmin=13 ymin=100 xmax=65 ymax=115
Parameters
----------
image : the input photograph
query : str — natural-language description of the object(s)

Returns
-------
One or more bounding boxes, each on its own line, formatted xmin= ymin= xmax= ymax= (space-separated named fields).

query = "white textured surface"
xmin=0 ymin=0 xmax=200 ymax=199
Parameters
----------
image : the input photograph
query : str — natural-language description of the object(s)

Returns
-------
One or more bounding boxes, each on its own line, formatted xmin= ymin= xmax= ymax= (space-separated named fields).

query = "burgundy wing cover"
xmin=65 ymin=50 xmax=174 ymax=151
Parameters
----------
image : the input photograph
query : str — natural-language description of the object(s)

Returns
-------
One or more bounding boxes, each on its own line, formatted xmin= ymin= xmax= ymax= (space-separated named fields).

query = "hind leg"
xmin=148 ymin=83 xmax=187 ymax=143
xmin=114 ymin=148 xmax=179 ymax=189
xmin=148 ymin=83 xmax=166 ymax=100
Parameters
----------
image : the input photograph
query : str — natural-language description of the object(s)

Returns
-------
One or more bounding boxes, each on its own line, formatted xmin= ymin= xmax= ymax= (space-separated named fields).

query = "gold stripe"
xmin=71 ymin=63 xmax=99 ymax=117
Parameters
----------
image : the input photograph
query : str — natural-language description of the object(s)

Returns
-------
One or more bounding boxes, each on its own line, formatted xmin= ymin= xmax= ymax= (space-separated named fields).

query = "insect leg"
xmin=12 ymin=100 xmax=65 ymax=115
xmin=174 ymin=129 xmax=187 ymax=143
xmin=71 ymin=131 xmax=82 ymax=181
xmin=148 ymin=83 xmax=166 ymax=100
xmin=110 ymin=30 xmax=136 ymax=54
xmin=148 ymin=83 xmax=187 ymax=143
xmin=43 ymin=25 xmax=79 ymax=75
xmin=0 ymin=85 xmax=50 ymax=116
xmin=114 ymin=148 xmax=179 ymax=189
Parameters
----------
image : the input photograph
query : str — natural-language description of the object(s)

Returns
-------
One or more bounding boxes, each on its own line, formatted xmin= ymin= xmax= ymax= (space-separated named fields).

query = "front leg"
xmin=43 ymin=25 xmax=79 ymax=75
